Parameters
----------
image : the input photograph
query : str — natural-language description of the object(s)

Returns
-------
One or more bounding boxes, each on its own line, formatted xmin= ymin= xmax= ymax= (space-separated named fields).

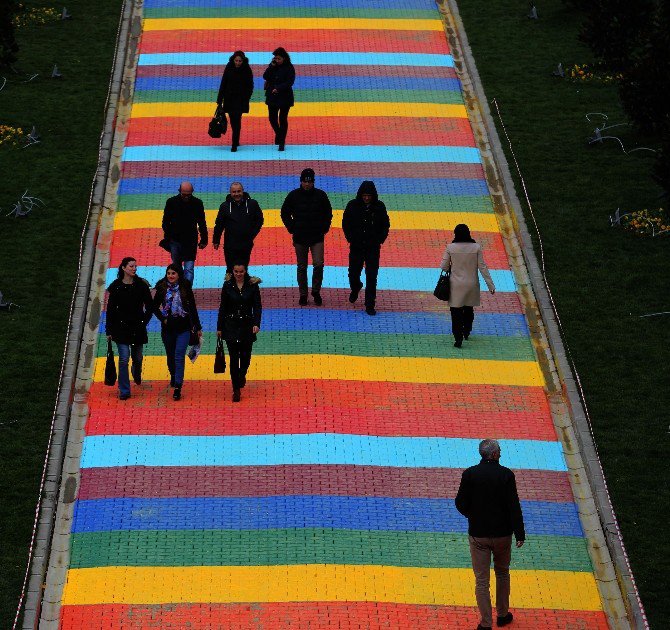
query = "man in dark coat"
xmin=342 ymin=181 xmax=390 ymax=316
xmin=455 ymin=439 xmax=526 ymax=630
xmin=161 ymin=181 xmax=208 ymax=284
xmin=280 ymin=168 xmax=333 ymax=306
xmin=213 ymin=181 xmax=264 ymax=275
xmin=216 ymin=51 xmax=253 ymax=152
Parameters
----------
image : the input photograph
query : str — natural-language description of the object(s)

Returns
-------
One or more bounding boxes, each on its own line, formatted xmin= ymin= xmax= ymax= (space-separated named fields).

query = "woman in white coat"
xmin=440 ymin=223 xmax=495 ymax=348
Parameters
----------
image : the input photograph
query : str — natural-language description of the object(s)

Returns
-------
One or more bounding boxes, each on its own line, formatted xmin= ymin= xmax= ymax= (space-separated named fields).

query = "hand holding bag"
xmin=104 ymin=338 xmax=117 ymax=386
xmin=214 ymin=337 xmax=227 ymax=374
xmin=433 ymin=269 xmax=451 ymax=302
xmin=208 ymin=105 xmax=227 ymax=138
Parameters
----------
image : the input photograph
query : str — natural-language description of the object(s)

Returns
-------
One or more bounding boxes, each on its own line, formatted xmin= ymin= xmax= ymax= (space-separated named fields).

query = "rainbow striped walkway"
xmin=58 ymin=0 xmax=611 ymax=627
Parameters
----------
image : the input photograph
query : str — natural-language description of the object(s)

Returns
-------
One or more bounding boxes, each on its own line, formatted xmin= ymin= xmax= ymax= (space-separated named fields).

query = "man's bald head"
xmin=179 ymin=181 xmax=194 ymax=201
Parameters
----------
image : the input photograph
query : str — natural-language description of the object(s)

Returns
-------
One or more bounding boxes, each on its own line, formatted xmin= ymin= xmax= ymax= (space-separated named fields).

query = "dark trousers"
xmin=348 ymin=244 xmax=380 ymax=308
xmin=228 ymin=111 xmax=242 ymax=147
xmin=294 ymin=241 xmax=324 ymax=296
xmin=226 ymin=339 xmax=253 ymax=389
xmin=268 ymin=105 xmax=290 ymax=144
xmin=223 ymin=244 xmax=253 ymax=273
xmin=450 ymin=306 xmax=474 ymax=342
xmin=469 ymin=535 xmax=512 ymax=628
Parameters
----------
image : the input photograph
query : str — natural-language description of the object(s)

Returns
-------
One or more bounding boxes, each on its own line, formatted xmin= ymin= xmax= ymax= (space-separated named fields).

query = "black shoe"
xmin=454 ymin=340 xmax=463 ymax=348
xmin=497 ymin=613 xmax=513 ymax=627
xmin=349 ymin=282 xmax=363 ymax=303
xmin=173 ymin=387 xmax=182 ymax=401
xmin=231 ymin=145 xmax=237 ymax=152
xmin=464 ymin=333 xmax=470 ymax=340
xmin=278 ymin=144 xmax=285 ymax=151
xmin=476 ymin=626 xmax=492 ymax=630
xmin=274 ymin=135 xmax=280 ymax=145
xmin=312 ymin=292 xmax=322 ymax=306
xmin=131 ymin=364 xmax=141 ymax=385
xmin=232 ymin=388 xmax=241 ymax=402
xmin=119 ymin=393 xmax=131 ymax=401
xmin=365 ymin=306 xmax=377 ymax=316
xmin=299 ymin=295 xmax=308 ymax=306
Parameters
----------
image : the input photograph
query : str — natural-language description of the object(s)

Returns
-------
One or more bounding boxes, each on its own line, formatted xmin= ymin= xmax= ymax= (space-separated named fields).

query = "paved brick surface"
xmin=57 ymin=0 xmax=611 ymax=627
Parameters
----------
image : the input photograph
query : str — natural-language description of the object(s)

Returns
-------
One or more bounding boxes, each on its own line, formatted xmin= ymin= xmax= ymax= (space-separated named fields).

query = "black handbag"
xmin=433 ymin=269 xmax=451 ymax=301
xmin=208 ymin=105 xmax=227 ymax=138
xmin=104 ymin=339 xmax=117 ymax=386
xmin=214 ymin=337 xmax=227 ymax=374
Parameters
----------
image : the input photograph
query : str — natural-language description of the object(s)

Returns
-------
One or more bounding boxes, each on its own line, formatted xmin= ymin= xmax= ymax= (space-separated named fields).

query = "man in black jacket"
xmin=280 ymin=168 xmax=333 ymax=305
xmin=213 ymin=181 xmax=264 ymax=275
xmin=342 ymin=181 xmax=390 ymax=316
xmin=455 ymin=439 xmax=525 ymax=630
xmin=161 ymin=181 xmax=208 ymax=284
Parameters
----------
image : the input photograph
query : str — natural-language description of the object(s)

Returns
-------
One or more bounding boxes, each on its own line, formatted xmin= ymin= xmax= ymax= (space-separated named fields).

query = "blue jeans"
xmin=116 ymin=343 xmax=143 ymax=397
xmin=161 ymin=327 xmax=190 ymax=387
xmin=169 ymin=241 xmax=195 ymax=284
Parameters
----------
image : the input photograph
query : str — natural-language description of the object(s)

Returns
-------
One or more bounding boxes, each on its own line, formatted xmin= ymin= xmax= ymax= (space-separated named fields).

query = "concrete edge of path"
xmin=27 ymin=1 xmax=144 ymax=628
xmin=440 ymin=1 xmax=643 ymax=628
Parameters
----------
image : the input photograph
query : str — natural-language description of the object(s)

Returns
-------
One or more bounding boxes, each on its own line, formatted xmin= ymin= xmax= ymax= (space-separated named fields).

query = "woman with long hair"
xmin=216 ymin=262 xmax=262 ymax=402
xmin=216 ymin=50 xmax=254 ymax=152
xmin=440 ymin=224 xmax=495 ymax=348
xmin=153 ymin=263 xmax=202 ymax=400
xmin=105 ymin=257 xmax=153 ymax=400
xmin=262 ymin=47 xmax=295 ymax=151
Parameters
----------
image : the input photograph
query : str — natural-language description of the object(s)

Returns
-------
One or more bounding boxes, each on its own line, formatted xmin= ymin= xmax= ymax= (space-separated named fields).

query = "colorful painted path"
xmin=58 ymin=0 xmax=612 ymax=627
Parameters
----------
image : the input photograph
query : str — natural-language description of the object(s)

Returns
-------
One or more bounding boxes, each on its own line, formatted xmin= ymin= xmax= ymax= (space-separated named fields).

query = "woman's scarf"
xmin=161 ymin=281 xmax=187 ymax=318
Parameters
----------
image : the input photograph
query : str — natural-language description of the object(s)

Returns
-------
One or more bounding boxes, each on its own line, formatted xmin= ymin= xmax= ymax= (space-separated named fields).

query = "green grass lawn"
xmin=455 ymin=0 xmax=669 ymax=625
xmin=0 ymin=1 xmax=122 ymax=625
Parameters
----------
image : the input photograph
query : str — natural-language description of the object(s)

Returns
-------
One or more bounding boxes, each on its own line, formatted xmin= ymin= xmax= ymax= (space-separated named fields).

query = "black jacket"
xmin=280 ymin=187 xmax=333 ymax=246
xmin=342 ymin=181 xmax=390 ymax=248
xmin=217 ymin=276 xmax=262 ymax=343
xmin=152 ymin=278 xmax=202 ymax=334
xmin=162 ymin=194 xmax=208 ymax=262
xmin=212 ymin=192 xmax=264 ymax=248
xmin=105 ymin=277 xmax=153 ymax=345
xmin=263 ymin=61 xmax=295 ymax=108
xmin=455 ymin=459 xmax=526 ymax=540
xmin=217 ymin=55 xmax=253 ymax=114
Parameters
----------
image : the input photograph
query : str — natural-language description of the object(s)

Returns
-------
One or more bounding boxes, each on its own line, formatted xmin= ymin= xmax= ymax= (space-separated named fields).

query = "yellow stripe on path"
xmin=62 ymin=565 xmax=602 ymax=610
xmin=93 ymin=354 xmax=544 ymax=387
xmin=143 ymin=17 xmax=444 ymax=32
xmin=131 ymin=102 xmax=468 ymax=120
xmin=113 ymin=210 xmax=500 ymax=233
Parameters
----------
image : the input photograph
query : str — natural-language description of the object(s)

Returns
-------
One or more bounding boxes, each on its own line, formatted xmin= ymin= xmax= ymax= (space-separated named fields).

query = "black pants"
xmin=228 ymin=111 xmax=242 ymax=147
xmin=268 ymin=105 xmax=290 ymax=144
xmin=226 ymin=339 xmax=253 ymax=389
xmin=450 ymin=306 xmax=474 ymax=342
xmin=223 ymin=244 xmax=253 ymax=273
xmin=348 ymin=244 xmax=381 ymax=308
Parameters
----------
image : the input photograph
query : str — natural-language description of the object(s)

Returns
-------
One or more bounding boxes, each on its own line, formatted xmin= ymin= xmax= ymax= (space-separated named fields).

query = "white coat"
xmin=440 ymin=241 xmax=495 ymax=307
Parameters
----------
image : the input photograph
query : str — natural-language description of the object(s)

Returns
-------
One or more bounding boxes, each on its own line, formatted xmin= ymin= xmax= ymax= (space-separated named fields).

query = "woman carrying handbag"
xmin=216 ymin=50 xmax=254 ymax=152
xmin=153 ymin=263 xmax=203 ymax=400
xmin=105 ymin=257 xmax=153 ymax=400
xmin=440 ymin=224 xmax=495 ymax=348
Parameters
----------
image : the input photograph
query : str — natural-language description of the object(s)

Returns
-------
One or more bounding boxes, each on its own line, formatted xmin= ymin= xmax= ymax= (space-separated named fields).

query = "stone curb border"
xmin=20 ymin=1 xmax=142 ymax=628
xmin=440 ymin=1 xmax=644 ymax=628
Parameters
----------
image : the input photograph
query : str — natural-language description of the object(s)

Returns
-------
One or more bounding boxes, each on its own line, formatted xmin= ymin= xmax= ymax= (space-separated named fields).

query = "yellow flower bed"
xmin=0 ymin=125 xmax=26 ymax=148
xmin=568 ymin=63 xmax=622 ymax=84
xmin=12 ymin=6 xmax=60 ymax=28
xmin=622 ymin=208 xmax=670 ymax=237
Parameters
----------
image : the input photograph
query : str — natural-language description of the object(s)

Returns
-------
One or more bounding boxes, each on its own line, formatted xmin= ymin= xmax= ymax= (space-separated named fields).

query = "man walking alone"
xmin=280 ymin=168 xmax=333 ymax=306
xmin=342 ymin=180 xmax=390 ymax=316
xmin=213 ymin=181 xmax=264 ymax=275
xmin=161 ymin=181 xmax=208 ymax=284
xmin=455 ymin=439 xmax=525 ymax=630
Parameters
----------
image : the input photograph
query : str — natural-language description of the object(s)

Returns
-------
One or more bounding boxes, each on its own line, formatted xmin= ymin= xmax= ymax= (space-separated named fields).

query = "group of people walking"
xmin=216 ymin=47 xmax=295 ymax=152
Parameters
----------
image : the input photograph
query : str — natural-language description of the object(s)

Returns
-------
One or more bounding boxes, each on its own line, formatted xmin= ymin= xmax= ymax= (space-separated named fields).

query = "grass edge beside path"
xmin=0 ymin=1 xmax=124 ymax=627
xmin=453 ymin=0 xmax=669 ymax=626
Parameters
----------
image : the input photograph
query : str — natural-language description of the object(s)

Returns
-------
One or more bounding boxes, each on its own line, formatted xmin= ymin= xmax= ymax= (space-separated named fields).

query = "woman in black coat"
xmin=216 ymin=50 xmax=254 ymax=152
xmin=152 ymin=263 xmax=203 ymax=401
xmin=105 ymin=257 xmax=153 ymax=400
xmin=262 ymin=47 xmax=295 ymax=151
xmin=216 ymin=262 xmax=262 ymax=402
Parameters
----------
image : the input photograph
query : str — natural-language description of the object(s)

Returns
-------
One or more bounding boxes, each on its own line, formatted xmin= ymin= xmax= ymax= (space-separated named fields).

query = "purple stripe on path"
xmin=78 ymin=465 xmax=574 ymax=502
xmin=136 ymin=64 xmax=459 ymax=79
xmin=120 ymin=161 xmax=485 ymax=181
xmin=191 ymin=288 xmax=524 ymax=313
